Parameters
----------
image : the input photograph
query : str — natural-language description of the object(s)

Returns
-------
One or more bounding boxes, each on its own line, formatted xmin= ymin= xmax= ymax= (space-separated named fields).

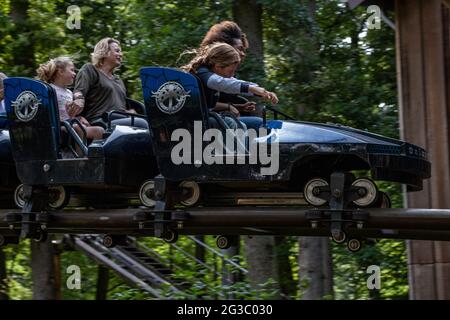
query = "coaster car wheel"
xmin=331 ymin=230 xmax=347 ymax=244
xmin=163 ymin=229 xmax=179 ymax=244
xmin=33 ymin=231 xmax=48 ymax=243
xmin=102 ymin=235 xmax=128 ymax=248
xmin=102 ymin=235 xmax=116 ymax=248
xmin=347 ymin=238 xmax=362 ymax=252
xmin=216 ymin=235 xmax=231 ymax=250
xmin=352 ymin=178 xmax=378 ymax=207
xmin=48 ymin=186 xmax=70 ymax=210
xmin=139 ymin=179 xmax=156 ymax=208
xmin=13 ymin=184 xmax=25 ymax=209
xmin=179 ymin=181 xmax=201 ymax=207
xmin=216 ymin=235 xmax=238 ymax=250
xmin=14 ymin=185 xmax=70 ymax=210
xmin=304 ymin=178 xmax=328 ymax=206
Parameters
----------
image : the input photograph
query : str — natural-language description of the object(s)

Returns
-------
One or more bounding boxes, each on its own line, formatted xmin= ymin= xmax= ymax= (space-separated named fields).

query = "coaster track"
xmin=2 ymin=207 xmax=450 ymax=245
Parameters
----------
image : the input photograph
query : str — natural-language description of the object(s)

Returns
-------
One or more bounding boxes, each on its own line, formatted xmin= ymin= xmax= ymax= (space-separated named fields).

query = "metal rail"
xmin=65 ymin=234 xmax=248 ymax=298
xmin=72 ymin=236 xmax=164 ymax=298
xmin=70 ymin=235 xmax=182 ymax=298
xmin=3 ymin=207 xmax=450 ymax=241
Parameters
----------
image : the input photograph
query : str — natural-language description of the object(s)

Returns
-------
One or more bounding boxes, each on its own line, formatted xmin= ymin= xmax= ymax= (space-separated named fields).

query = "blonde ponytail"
xmin=36 ymin=56 xmax=73 ymax=83
xmin=181 ymin=42 xmax=240 ymax=74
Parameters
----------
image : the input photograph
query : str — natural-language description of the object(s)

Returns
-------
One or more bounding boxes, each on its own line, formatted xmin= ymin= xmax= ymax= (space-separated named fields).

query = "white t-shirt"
xmin=50 ymin=83 xmax=72 ymax=121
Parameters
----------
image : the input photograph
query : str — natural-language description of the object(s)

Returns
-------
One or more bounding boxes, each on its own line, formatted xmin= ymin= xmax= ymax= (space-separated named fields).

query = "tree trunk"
xmin=294 ymin=0 xmax=334 ymax=300
xmin=275 ymin=236 xmax=296 ymax=298
xmin=10 ymin=0 xmax=35 ymax=75
xmin=233 ymin=0 xmax=265 ymax=85
xmin=31 ymin=239 xmax=57 ymax=300
xmin=232 ymin=0 xmax=264 ymax=64
xmin=0 ymin=248 xmax=8 ymax=300
xmin=96 ymin=265 xmax=109 ymax=300
xmin=233 ymin=0 xmax=281 ymax=298
xmin=298 ymin=237 xmax=333 ymax=300
xmin=53 ymin=248 xmax=61 ymax=300
xmin=244 ymin=236 xmax=280 ymax=298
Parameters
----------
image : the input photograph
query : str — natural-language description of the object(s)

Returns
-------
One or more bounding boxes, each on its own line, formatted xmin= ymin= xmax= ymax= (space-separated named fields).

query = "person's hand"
xmin=262 ymin=90 xmax=278 ymax=105
xmin=67 ymin=93 xmax=84 ymax=118
xmin=78 ymin=116 xmax=90 ymax=126
xmin=250 ymin=86 xmax=279 ymax=105
xmin=73 ymin=92 xmax=83 ymax=100
xmin=229 ymin=105 xmax=240 ymax=117
xmin=65 ymin=101 xmax=75 ymax=118
xmin=126 ymin=108 xmax=137 ymax=114
xmin=233 ymin=101 xmax=256 ymax=112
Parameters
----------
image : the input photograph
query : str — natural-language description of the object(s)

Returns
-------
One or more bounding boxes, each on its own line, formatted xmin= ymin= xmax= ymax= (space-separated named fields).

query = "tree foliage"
xmin=0 ymin=0 xmax=407 ymax=300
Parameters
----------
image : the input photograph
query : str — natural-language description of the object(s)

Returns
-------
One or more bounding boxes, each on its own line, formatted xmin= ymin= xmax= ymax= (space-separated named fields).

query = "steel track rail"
xmin=2 ymin=207 xmax=450 ymax=241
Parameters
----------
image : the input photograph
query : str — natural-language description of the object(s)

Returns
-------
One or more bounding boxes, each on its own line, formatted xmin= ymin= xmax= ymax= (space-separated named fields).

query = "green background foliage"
xmin=0 ymin=0 xmax=407 ymax=300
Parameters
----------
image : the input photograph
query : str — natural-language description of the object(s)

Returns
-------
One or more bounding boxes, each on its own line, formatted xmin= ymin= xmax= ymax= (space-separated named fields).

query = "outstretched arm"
xmin=248 ymin=86 xmax=279 ymax=104
xmin=206 ymin=73 xmax=251 ymax=94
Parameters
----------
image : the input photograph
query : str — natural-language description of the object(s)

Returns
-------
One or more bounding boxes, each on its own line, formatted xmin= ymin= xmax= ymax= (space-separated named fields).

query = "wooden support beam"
xmin=443 ymin=0 xmax=450 ymax=9
xmin=396 ymin=0 xmax=450 ymax=299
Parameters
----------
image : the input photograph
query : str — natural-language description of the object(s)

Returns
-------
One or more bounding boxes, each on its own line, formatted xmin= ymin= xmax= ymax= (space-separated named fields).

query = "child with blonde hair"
xmin=182 ymin=42 xmax=278 ymax=130
xmin=37 ymin=57 xmax=104 ymax=142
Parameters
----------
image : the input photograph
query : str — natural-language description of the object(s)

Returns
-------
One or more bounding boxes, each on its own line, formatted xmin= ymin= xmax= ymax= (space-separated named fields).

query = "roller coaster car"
xmin=140 ymin=67 xmax=431 ymax=209
xmin=3 ymin=77 xmax=158 ymax=209
xmin=0 ymin=112 xmax=20 ymax=208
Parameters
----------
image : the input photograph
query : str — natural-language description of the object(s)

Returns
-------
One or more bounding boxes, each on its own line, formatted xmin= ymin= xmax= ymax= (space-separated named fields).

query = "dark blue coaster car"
xmin=2 ymin=69 xmax=431 ymax=211
xmin=3 ymin=77 xmax=158 ymax=209
xmin=0 ymin=112 xmax=20 ymax=208
xmin=140 ymin=67 xmax=431 ymax=208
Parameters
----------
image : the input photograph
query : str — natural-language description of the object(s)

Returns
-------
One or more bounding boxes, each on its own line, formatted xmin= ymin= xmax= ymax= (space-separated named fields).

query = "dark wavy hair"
xmin=200 ymin=21 xmax=249 ymax=50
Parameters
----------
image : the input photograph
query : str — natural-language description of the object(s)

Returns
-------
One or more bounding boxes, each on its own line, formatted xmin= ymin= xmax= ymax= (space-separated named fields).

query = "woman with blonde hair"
xmin=73 ymin=37 xmax=145 ymax=128
xmin=182 ymin=42 xmax=278 ymax=129
xmin=36 ymin=56 xmax=104 ymax=141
